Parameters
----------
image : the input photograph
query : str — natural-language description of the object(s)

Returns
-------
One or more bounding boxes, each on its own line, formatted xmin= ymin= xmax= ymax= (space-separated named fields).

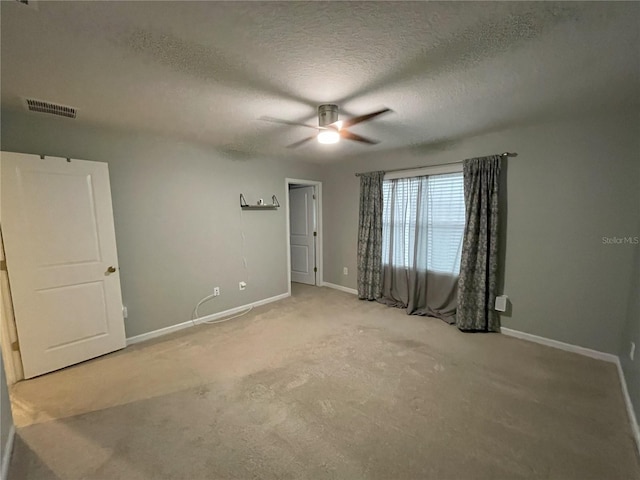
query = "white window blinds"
xmin=382 ymin=172 xmax=465 ymax=275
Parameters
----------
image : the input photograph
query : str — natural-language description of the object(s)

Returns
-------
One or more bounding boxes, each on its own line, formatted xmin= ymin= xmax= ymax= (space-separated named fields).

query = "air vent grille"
xmin=26 ymin=99 xmax=77 ymax=119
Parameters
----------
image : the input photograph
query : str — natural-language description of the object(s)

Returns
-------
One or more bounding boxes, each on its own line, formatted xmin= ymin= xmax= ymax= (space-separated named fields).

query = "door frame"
xmin=0 ymin=158 xmax=25 ymax=385
xmin=285 ymin=178 xmax=323 ymax=295
xmin=0 ymin=229 xmax=24 ymax=385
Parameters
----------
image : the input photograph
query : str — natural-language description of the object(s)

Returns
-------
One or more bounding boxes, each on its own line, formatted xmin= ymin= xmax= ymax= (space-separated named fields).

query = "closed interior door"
xmin=289 ymin=185 xmax=316 ymax=285
xmin=1 ymin=152 xmax=126 ymax=378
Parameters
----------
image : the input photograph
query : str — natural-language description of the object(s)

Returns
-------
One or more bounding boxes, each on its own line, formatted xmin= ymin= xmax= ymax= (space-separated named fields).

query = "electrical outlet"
xmin=631 ymin=342 xmax=636 ymax=361
xmin=213 ymin=287 xmax=220 ymax=296
xmin=239 ymin=281 xmax=247 ymax=291
xmin=495 ymin=295 xmax=508 ymax=312
xmin=343 ymin=267 xmax=348 ymax=275
xmin=122 ymin=306 xmax=128 ymax=319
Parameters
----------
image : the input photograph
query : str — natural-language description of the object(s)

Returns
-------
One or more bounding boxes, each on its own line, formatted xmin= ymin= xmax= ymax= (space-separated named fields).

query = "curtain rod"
xmin=354 ymin=151 xmax=517 ymax=177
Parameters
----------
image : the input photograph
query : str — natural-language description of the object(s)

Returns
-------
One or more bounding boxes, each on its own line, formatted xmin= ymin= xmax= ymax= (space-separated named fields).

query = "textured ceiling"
xmin=1 ymin=1 xmax=638 ymax=163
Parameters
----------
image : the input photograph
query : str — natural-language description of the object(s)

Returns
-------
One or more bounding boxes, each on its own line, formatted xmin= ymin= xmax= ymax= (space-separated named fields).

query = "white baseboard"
xmin=322 ymin=282 xmax=357 ymax=296
xmin=126 ymin=292 xmax=290 ymax=346
xmin=501 ymin=327 xmax=639 ymax=455
xmin=1 ymin=425 xmax=15 ymax=480
xmin=615 ymin=358 xmax=640 ymax=456
xmin=500 ymin=327 xmax=618 ymax=363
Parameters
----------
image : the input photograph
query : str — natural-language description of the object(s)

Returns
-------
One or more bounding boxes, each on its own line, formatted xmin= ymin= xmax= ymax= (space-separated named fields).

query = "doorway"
xmin=285 ymin=179 xmax=322 ymax=295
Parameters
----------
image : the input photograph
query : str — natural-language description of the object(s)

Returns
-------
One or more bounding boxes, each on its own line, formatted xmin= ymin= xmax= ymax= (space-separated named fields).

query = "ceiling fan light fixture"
xmin=262 ymin=104 xmax=391 ymax=148
xmin=317 ymin=130 xmax=340 ymax=144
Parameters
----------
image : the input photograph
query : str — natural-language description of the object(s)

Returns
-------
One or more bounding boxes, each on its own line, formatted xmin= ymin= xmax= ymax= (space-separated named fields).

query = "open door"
xmin=1 ymin=152 xmax=126 ymax=378
xmin=289 ymin=185 xmax=316 ymax=285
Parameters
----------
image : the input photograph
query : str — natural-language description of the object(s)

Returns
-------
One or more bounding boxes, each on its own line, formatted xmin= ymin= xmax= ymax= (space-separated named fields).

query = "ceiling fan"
xmin=260 ymin=104 xmax=392 ymax=148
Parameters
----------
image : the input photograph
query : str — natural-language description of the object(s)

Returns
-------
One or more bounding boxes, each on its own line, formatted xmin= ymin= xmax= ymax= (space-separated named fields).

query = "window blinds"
xmin=381 ymin=172 xmax=465 ymax=275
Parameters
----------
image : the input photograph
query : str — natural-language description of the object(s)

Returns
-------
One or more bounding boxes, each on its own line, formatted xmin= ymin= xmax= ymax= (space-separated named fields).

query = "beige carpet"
xmin=8 ymin=284 xmax=640 ymax=479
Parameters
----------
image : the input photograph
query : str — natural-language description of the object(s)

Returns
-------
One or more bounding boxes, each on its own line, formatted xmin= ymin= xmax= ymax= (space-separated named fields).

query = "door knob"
xmin=106 ymin=266 xmax=117 ymax=274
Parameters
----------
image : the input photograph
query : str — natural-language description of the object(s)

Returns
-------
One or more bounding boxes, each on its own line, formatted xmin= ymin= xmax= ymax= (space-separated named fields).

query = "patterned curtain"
xmin=456 ymin=156 xmax=502 ymax=332
xmin=357 ymin=171 xmax=384 ymax=300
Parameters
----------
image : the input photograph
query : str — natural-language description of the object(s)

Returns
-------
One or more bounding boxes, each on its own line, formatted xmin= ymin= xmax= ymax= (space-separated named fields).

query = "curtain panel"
xmin=378 ymin=174 xmax=465 ymax=323
xmin=357 ymin=171 xmax=384 ymax=300
xmin=456 ymin=155 xmax=502 ymax=332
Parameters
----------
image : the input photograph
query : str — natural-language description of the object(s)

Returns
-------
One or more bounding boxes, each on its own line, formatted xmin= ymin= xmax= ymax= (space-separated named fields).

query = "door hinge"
xmin=0 ymin=260 xmax=6 ymax=271
xmin=11 ymin=340 xmax=19 ymax=352
xmin=313 ymin=231 xmax=317 ymax=237
xmin=313 ymin=194 xmax=316 ymax=199
xmin=314 ymin=267 xmax=317 ymax=273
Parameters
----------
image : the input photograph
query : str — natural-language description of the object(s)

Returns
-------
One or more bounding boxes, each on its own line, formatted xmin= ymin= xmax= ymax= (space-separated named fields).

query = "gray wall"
xmin=1 ymin=109 xmax=322 ymax=338
xmin=322 ymin=113 xmax=639 ymax=355
xmin=1 ymin=107 xmax=638 ymax=362
xmin=0 ymin=347 xmax=13 ymax=469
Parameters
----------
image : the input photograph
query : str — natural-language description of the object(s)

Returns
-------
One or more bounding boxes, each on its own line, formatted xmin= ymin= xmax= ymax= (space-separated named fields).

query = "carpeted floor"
xmin=7 ymin=284 xmax=640 ymax=479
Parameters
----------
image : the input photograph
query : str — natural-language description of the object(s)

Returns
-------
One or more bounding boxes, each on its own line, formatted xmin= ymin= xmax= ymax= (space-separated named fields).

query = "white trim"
xmin=384 ymin=162 xmax=462 ymax=180
xmin=1 ymin=425 xmax=15 ymax=480
xmin=500 ymin=328 xmax=617 ymax=363
xmin=322 ymin=282 xmax=357 ymax=296
xmin=126 ymin=292 xmax=289 ymax=346
xmin=615 ymin=357 xmax=640 ymax=456
xmin=285 ymin=178 xmax=323 ymax=294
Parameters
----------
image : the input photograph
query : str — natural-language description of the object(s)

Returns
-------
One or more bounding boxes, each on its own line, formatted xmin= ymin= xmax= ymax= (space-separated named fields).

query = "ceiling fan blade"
xmin=259 ymin=116 xmax=319 ymax=130
xmin=341 ymin=108 xmax=392 ymax=128
xmin=341 ymin=130 xmax=379 ymax=145
xmin=286 ymin=136 xmax=316 ymax=148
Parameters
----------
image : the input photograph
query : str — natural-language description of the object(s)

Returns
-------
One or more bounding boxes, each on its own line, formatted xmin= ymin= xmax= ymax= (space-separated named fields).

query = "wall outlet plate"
xmin=495 ymin=295 xmax=508 ymax=312
xmin=631 ymin=342 xmax=636 ymax=361
xmin=213 ymin=287 xmax=220 ymax=296
xmin=239 ymin=281 xmax=247 ymax=291
xmin=122 ymin=306 xmax=128 ymax=319
xmin=343 ymin=267 xmax=348 ymax=275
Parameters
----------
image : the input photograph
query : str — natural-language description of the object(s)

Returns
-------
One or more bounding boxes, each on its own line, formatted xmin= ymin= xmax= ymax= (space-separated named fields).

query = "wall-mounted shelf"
xmin=240 ymin=194 xmax=280 ymax=210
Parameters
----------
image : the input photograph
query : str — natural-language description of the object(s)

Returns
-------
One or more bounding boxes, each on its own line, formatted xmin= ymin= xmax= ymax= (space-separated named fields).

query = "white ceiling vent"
xmin=25 ymin=99 xmax=77 ymax=119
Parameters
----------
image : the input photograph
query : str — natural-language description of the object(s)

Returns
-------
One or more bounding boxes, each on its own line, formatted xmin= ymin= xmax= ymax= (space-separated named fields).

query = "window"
xmin=381 ymin=171 xmax=465 ymax=275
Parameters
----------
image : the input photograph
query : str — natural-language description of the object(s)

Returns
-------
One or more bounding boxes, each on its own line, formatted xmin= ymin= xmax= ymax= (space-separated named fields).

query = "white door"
xmin=1 ymin=152 xmax=126 ymax=378
xmin=289 ymin=186 xmax=316 ymax=285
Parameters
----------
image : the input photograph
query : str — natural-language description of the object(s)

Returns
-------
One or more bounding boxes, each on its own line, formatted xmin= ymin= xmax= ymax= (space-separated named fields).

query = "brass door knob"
xmin=106 ymin=266 xmax=117 ymax=274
